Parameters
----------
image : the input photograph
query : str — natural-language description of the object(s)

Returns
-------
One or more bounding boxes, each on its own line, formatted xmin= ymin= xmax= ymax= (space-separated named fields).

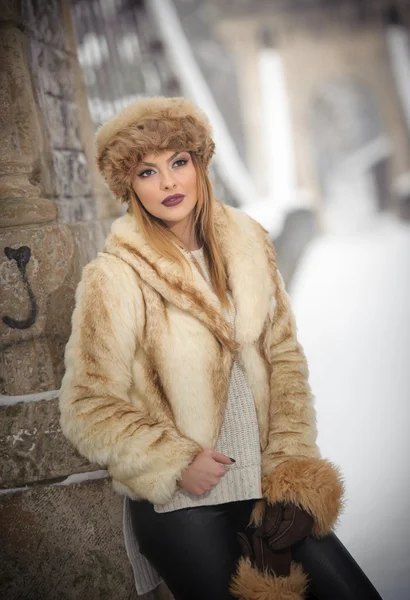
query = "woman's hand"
xmin=178 ymin=449 xmax=235 ymax=495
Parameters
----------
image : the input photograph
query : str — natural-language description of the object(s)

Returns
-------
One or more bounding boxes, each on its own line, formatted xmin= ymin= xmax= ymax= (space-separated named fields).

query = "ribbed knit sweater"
xmin=154 ymin=248 xmax=262 ymax=513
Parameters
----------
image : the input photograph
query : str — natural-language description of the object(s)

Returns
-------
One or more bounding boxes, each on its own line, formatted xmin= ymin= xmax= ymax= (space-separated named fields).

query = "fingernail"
xmin=230 ymin=458 xmax=236 ymax=463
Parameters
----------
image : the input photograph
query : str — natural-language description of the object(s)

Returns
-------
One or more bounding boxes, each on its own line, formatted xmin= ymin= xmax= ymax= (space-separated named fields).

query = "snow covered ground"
xmin=289 ymin=214 xmax=410 ymax=600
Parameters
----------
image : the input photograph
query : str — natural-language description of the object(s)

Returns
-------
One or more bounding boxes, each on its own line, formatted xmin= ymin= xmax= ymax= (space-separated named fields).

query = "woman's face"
xmin=130 ymin=150 xmax=198 ymax=227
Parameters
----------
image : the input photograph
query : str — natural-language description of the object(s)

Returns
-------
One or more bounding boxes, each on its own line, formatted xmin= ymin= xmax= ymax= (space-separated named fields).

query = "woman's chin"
xmin=160 ymin=205 xmax=195 ymax=225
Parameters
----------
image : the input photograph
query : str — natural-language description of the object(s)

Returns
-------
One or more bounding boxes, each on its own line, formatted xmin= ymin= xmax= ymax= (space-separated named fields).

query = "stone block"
xmin=30 ymin=39 xmax=74 ymax=100
xmin=0 ymin=197 xmax=57 ymax=229
xmin=44 ymin=96 xmax=82 ymax=150
xmin=0 ymin=223 xmax=76 ymax=394
xmin=0 ymin=173 xmax=41 ymax=202
xmin=0 ymin=398 xmax=96 ymax=489
xmin=50 ymin=149 xmax=93 ymax=198
xmin=22 ymin=0 xmax=66 ymax=50
xmin=0 ymin=478 xmax=138 ymax=599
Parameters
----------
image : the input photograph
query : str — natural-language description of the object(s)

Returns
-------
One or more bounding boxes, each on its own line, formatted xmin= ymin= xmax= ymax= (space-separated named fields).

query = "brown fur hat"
xmin=95 ymin=96 xmax=215 ymax=202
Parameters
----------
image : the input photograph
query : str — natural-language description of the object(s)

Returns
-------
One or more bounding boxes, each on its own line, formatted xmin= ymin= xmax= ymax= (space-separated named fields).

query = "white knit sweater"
xmin=155 ymin=248 xmax=262 ymax=512
xmin=123 ymin=248 xmax=262 ymax=595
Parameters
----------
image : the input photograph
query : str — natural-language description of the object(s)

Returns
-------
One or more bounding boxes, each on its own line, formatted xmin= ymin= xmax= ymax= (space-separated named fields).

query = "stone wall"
xmin=0 ymin=0 xmax=119 ymax=398
xmin=0 ymin=1 xmax=167 ymax=598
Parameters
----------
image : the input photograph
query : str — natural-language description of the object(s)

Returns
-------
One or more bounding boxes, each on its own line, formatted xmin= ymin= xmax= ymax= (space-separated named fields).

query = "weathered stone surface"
xmin=0 ymin=398 xmax=96 ymax=489
xmin=0 ymin=71 xmax=20 ymax=160
xmin=0 ymin=26 xmax=43 ymax=160
xmin=30 ymin=39 xmax=74 ymax=99
xmin=0 ymin=0 xmax=22 ymax=25
xmin=44 ymin=96 xmax=82 ymax=150
xmin=0 ymin=197 xmax=56 ymax=228
xmin=54 ymin=195 xmax=96 ymax=224
xmin=0 ymin=479 xmax=138 ymax=599
xmin=69 ymin=219 xmax=113 ymax=272
xmin=1 ymin=338 xmax=57 ymax=398
xmin=0 ymin=173 xmax=41 ymax=201
xmin=0 ymin=160 xmax=33 ymax=177
xmin=50 ymin=149 xmax=93 ymax=198
xmin=22 ymin=0 xmax=66 ymax=50
xmin=0 ymin=223 xmax=76 ymax=394
xmin=0 ymin=222 xmax=75 ymax=340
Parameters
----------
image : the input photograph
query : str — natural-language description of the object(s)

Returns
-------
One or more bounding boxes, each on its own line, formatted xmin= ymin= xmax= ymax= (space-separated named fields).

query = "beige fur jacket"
xmin=60 ymin=201 xmax=343 ymax=539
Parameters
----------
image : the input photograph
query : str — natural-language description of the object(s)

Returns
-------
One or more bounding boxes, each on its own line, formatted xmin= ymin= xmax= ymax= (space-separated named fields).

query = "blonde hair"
xmin=129 ymin=154 xmax=229 ymax=307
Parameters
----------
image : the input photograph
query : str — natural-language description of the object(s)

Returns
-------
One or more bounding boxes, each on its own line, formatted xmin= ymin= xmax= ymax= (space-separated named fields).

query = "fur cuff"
xmin=261 ymin=458 xmax=344 ymax=536
xmin=230 ymin=559 xmax=308 ymax=600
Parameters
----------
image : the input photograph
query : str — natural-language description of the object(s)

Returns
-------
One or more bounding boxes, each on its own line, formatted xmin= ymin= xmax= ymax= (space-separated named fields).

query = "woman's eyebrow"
xmin=141 ymin=151 xmax=181 ymax=168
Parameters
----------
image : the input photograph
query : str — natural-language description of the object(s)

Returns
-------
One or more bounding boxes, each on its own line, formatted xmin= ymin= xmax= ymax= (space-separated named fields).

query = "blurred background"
xmin=1 ymin=1 xmax=410 ymax=599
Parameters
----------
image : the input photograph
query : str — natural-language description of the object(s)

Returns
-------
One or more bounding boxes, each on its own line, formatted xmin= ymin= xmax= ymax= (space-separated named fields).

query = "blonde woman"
xmin=59 ymin=97 xmax=382 ymax=600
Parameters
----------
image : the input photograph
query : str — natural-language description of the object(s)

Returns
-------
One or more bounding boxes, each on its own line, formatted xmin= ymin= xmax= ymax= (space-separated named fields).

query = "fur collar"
xmin=103 ymin=202 xmax=275 ymax=351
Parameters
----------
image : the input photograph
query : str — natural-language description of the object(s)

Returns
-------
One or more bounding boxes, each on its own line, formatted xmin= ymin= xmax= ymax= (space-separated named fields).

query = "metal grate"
xmin=71 ymin=0 xmax=180 ymax=128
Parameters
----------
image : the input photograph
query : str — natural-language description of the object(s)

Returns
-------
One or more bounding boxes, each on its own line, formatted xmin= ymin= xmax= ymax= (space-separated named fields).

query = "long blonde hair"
xmin=129 ymin=154 xmax=229 ymax=307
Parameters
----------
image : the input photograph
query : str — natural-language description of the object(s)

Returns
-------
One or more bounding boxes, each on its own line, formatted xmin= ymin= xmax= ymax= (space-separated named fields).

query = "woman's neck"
xmin=165 ymin=214 xmax=200 ymax=251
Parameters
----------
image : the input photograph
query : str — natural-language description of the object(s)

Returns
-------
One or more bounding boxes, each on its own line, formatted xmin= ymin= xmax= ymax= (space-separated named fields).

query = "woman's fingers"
xmin=210 ymin=450 xmax=235 ymax=465
xmin=216 ymin=464 xmax=226 ymax=477
xmin=179 ymin=449 xmax=233 ymax=495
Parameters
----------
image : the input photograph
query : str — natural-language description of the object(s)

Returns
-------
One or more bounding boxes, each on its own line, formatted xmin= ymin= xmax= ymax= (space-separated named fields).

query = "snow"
xmin=0 ymin=389 xmax=59 ymax=406
xmin=0 ymin=470 xmax=109 ymax=496
xmin=55 ymin=470 xmax=108 ymax=487
xmin=289 ymin=214 xmax=410 ymax=600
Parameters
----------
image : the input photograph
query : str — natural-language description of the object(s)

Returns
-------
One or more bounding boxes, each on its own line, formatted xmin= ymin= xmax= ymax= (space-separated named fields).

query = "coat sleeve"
xmin=259 ymin=251 xmax=344 ymax=536
xmin=59 ymin=255 xmax=202 ymax=504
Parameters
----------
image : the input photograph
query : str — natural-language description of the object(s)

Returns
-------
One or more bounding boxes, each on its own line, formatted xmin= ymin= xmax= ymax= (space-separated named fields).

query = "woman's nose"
xmin=160 ymin=172 xmax=177 ymax=191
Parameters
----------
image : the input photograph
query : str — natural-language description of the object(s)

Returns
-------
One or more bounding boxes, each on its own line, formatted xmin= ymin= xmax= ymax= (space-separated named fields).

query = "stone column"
xmin=0 ymin=0 xmax=74 ymax=396
xmin=0 ymin=2 xmax=156 ymax=598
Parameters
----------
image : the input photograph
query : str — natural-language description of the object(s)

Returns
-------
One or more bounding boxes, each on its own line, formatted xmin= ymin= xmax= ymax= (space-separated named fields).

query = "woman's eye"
xmin=173 ymin=159 xmax=188 ymax=168
xmin=138 ymin=169 xmax=155 ymax=177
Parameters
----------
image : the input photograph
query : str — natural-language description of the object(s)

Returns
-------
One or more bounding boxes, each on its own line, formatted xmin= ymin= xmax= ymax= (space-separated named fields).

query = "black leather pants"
xmin=129 ymin=499 xmax=382 ymax=600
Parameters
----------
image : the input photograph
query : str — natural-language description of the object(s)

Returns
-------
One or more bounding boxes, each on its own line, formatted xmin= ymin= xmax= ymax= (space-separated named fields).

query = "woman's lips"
xmin=161 ymin=194 xmax=185 ymax=207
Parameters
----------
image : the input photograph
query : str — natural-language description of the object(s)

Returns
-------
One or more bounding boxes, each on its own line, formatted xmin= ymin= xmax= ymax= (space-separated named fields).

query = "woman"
xmin=59 ymin=97 xmax=382 ymax=600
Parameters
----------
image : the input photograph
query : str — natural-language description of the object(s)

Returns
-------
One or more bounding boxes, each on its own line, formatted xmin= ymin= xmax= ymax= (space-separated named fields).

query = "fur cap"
xmin=95 ymin=96 xmax=215 ymax=202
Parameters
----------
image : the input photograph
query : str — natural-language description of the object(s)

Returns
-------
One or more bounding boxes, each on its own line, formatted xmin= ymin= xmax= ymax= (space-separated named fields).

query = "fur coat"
xmin=59 ymin=201 xmax=343 ymax=599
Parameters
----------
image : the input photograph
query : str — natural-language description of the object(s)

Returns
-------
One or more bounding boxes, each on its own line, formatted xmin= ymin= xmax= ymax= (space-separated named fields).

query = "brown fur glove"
xmin=256 ymin=502 xmax=314 ymax=550
xmin=237 ymin=502 xmax=313 ymax=578
xmin=237 ymin=527 xmax=292 ymax=577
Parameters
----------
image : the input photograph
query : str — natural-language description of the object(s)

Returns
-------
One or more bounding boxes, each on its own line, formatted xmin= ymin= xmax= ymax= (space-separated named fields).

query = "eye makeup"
xmin=137 ymin=153 xmax=190 ymax=177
